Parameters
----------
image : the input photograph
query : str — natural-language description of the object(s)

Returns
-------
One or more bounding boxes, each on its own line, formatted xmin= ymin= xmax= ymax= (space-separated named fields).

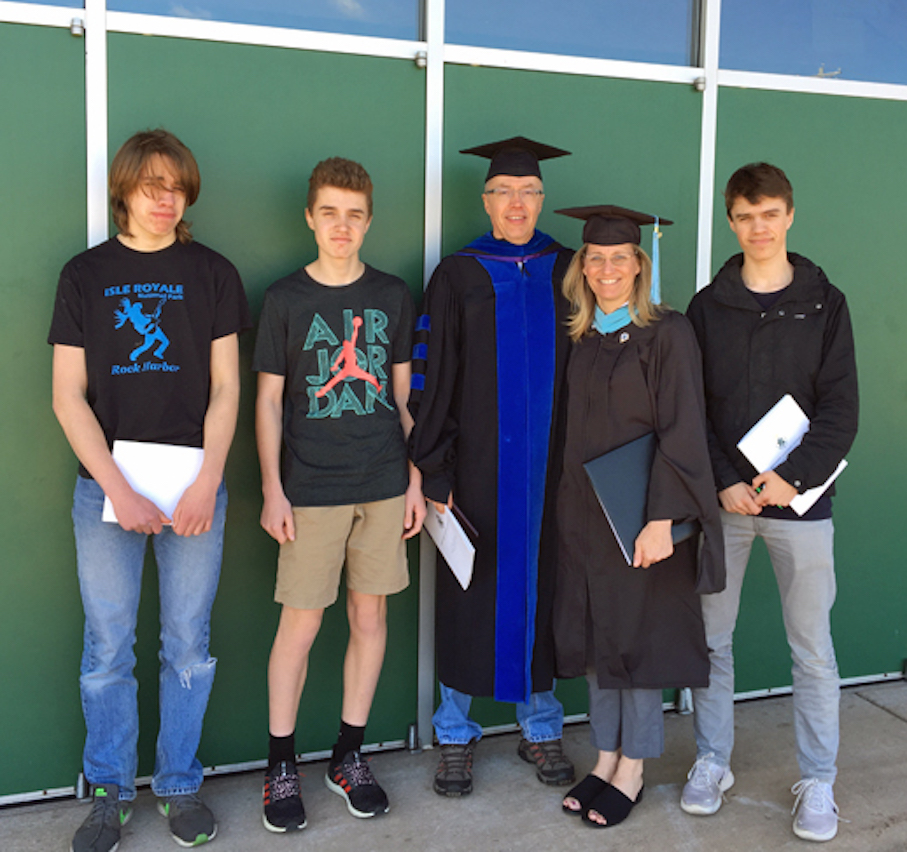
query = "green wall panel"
xmin=104 ymin=34 xmax=426 ymax=775
xmin=443 ymin=66 xmax=703 ymax=727
xmin=0 ymin=31 xmax=424 ymax=798
xmin=442 ymin=66 xmax=703 ymax=315
xmin=0 ymin=23 xmax=88 ymax=797
xmin=3 ymin=21 xmax=903 ymax=799
xmin=711 ymin=88 xmax=907 ymax=691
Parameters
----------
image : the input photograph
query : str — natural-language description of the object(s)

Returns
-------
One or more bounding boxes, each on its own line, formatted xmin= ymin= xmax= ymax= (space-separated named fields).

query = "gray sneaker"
xmin=792 ymin=779 xmax=840 ymax=842
xmin=680 ymin=754 xmax=735 ymax=815
xmin=433 ymin=740 xmax=475 ymax=797
xmin=157 ymin=793 xmax=217 ymax=847
xmin=71 ymin=784 xmax=132 ymax=852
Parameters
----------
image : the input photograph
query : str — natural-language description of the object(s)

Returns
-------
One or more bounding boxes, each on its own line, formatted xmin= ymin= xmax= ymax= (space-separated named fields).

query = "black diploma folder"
xmin=583 ymin=432 xmax=700 ymax=566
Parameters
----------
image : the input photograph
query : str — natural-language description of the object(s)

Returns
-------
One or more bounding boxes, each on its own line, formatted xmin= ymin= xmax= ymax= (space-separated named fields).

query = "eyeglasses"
xmin=139 ymin=177 xmax=186 ymax=200
xmin=483 ymin=188 xmax=545 ymax=201
xmin=585 ymin=251 xmax=637 ymax=269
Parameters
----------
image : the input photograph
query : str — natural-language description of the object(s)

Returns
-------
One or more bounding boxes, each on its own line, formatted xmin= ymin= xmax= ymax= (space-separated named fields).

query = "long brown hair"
xmin=109 ymin=129 xmax=200 ymax=244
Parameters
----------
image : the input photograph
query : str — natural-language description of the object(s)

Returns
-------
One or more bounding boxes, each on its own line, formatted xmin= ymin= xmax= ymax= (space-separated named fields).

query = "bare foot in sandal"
xmin=585 ymin=756 xmax=644 ymax=827
xmin=563 ymin=749 xmax=620 ymax=813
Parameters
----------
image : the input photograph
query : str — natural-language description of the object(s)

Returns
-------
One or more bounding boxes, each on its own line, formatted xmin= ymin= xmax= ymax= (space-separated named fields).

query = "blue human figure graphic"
xmin=114 ymin=297 xmax=170 ymax=361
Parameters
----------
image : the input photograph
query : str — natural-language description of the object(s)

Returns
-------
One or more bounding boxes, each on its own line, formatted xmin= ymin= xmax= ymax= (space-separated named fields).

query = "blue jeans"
xmin=433 ymin=683 xmax=564 ymax=745
xmin=73 ymin=476 xmax=226 ymax=800
xmin=692 ymin=511 xmax=839 ymax=782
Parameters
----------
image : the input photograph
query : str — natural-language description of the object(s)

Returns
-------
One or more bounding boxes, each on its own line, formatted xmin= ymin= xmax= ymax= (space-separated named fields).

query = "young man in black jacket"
xmin=681 ymin=163 xmax=858 ymax=843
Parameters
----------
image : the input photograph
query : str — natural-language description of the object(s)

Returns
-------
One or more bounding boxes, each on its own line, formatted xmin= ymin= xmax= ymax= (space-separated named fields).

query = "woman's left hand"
xmin=633 ymin=520 xmax=673 ymax=568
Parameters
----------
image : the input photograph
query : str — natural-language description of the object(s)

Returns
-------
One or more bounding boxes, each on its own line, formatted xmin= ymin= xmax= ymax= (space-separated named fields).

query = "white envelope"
xmin=102 ymin=440 xmax=204 ymax=524
xmin=789 ymin=460 xmax=848 ymax=516
xmin=423 ymin=504 xmax=475 ymax=590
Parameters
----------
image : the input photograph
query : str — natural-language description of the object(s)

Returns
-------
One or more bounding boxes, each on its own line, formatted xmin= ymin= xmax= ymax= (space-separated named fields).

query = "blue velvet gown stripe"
xmin=474 ymin=248 xmax=556 ymax=703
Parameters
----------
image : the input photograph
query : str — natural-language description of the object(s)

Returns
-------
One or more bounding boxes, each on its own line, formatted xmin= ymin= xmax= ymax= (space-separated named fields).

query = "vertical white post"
xmin=416 ymin=0 xmax=445 ymax=751
xmin=84 ymin=0 xmax=108 ymax=248
xmin=695 ymin=0 xmax=721 ymax=290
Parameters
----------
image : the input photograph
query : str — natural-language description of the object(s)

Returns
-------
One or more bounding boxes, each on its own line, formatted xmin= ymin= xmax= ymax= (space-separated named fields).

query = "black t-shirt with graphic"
xmin=48 ymin=237 xmax=251 ymax=477
xmin=253 ymin=264 xmax=414 ymax=507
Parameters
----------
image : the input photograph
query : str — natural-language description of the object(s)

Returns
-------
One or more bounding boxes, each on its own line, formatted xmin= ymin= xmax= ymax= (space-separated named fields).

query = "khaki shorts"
xmin=275 ymin=495 xmax=409 ymax=610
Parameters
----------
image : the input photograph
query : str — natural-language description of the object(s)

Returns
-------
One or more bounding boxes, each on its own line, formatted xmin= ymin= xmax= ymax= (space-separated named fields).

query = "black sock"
xmin=331 ymin=720 xmax=365 ymax=763
xmin=268 ymin=732 xmax=296 ymax=772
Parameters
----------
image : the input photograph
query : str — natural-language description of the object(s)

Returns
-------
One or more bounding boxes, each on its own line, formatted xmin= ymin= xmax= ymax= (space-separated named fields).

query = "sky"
xmin=16 ymin=0 xmax=907 ymax=84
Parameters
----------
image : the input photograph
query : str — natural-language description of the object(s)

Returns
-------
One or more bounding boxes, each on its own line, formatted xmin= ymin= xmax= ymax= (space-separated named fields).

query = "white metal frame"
xmin=6 ymin=0 xmax=907 ymax=266
xmin=417 ymin=0 xmax=446 ymax=750
xmin=2 ymin=0 xmax=906 ymax=800
xmin=84 ymin=0 xmax=108 ymax=246
xmin=695 ymin=0 xmax=721 ymax=289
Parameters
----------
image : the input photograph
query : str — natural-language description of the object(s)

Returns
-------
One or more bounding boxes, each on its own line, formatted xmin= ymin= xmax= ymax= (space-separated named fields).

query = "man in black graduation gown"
xmin=409 ymin=136 xmax=575 ymax=796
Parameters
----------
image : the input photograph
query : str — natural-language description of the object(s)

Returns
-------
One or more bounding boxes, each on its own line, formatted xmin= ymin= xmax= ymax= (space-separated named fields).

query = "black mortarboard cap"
xmin=555 ymin=205 xmax=673 ymax=246
xmin=460 ymin=136 xmax=571 ymax=181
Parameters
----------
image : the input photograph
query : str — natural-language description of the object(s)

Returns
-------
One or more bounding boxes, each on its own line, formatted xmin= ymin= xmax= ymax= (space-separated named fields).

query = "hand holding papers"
xmin=423 ymin=503 xmax=477 ymax=590
xmin=102 ymin=440 xmax=205 ymax=524
xmin=736 ymin=395 xmax=847 ymax=516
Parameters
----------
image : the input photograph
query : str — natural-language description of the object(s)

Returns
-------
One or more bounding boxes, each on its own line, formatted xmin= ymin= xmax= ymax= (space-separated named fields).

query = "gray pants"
xmin=692 ymin=511 xmax=839 ymax=782
xmin=587 ymin=676 xmax=665 ymax=759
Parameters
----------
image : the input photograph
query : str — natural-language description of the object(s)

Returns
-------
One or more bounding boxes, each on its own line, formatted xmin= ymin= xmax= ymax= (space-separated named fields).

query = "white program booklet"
xmin=737 ymin=394 xmax=809 ymax=473
xmin=737 ymin=394 xmax=847 ymax=516
xmin=423 ymin=503 xmax=476 ymax=590
xmin=102 ymin=440 xmax=205 ymax=524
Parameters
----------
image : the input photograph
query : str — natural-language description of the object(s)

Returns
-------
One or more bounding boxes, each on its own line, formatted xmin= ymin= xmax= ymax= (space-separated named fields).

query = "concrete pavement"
xmin=2 ymin=680 xmax=905 ymax=852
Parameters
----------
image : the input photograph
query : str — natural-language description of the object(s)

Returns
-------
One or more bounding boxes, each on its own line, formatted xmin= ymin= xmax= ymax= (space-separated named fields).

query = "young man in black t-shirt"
xmin=253 ymin=158 xmax=425 ymax=832
xmin=50 ymin=129 xmax=250 ymax=852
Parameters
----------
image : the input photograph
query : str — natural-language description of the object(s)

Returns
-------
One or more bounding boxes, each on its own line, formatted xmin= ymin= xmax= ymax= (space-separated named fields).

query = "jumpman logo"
xmin=315 ymin=315 xmax=383 ymax=398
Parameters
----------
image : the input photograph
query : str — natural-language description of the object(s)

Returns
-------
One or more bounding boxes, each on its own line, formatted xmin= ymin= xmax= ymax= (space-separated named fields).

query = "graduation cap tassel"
xmin=651 ymin=216 xmax=662 ymax=305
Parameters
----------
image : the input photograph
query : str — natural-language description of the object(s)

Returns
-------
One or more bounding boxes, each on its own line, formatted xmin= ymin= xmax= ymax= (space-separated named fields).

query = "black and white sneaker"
xmin=325 ymin=750 xmax=389 ymax=818
xmin=263 ymin=760 xmax=307 ymax=832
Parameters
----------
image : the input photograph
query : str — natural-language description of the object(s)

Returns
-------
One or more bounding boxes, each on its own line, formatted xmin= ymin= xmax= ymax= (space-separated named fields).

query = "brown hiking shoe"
xmin=433 ymin=740 xmax=475 ymax=797
xmin=518 ymin=737 xmax=575 ymax=786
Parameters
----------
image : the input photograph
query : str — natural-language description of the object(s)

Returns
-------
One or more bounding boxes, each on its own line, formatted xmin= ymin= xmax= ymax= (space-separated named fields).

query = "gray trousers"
xmin=692 ymin=511 xmax=839 ymax=782
xmin=587 ymin=675 xmax=665 ymax=759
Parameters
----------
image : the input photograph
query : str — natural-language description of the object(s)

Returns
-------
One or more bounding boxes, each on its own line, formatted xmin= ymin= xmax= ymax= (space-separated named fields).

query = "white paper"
xmin=102 ymin=440 xmax=205 ymax=524
xmin=737 ymin=394 xmax=809 ymax=472
xmin=789 ymin=460 xmax=848 ymax=516
xmin=738 ymin=395 xmax=848 ymax=514
xmin=423 ymin=504 xmax=475 ymax=591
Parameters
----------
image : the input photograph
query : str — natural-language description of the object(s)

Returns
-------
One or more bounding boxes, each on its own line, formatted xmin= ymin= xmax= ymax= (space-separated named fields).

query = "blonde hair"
xmin=562 ymin=244 xmax=663 ymax=342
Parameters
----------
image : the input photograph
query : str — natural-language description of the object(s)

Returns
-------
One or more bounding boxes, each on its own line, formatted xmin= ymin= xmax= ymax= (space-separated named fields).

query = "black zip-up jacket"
xmin=686 ymin=252 xmax=858 ymax=495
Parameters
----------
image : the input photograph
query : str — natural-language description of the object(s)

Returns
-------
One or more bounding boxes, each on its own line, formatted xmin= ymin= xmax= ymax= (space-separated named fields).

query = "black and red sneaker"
xmin=324 ymin=751 xmax=389 ymax=818
xmin=263 ymin=760 xmax=306 ymax=832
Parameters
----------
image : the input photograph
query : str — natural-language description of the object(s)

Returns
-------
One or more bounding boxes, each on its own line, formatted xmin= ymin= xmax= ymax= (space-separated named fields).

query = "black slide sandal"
xmin=582 ymin=783 xmax=644 ymax=828
xmin=562 ymin=774 xmax=609 ymax=816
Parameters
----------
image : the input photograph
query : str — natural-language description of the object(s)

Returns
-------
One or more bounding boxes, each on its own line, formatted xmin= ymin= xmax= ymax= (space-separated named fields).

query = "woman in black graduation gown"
xmin=552 ymin=206 xmax=725 ymax=828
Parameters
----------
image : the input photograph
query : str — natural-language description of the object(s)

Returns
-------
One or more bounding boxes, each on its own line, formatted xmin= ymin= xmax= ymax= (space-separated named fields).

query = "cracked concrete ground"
xmin=2 ymin=681 xmax=905 ymax=852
